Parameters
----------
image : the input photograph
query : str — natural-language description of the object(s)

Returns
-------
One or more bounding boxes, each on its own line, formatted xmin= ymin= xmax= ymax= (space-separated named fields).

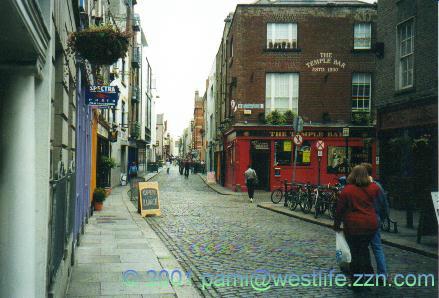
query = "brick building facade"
xmin=375 ymin=0 xmax=438 ymax=209
xmin=217 ymin=0 xmax=378 ymax=191
xmin=192 ymin=91 xmax=205 ymax=160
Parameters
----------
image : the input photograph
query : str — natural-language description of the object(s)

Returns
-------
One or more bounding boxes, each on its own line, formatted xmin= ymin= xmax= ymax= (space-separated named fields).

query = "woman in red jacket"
xmin=334 ymin=165 xmax=380 ymax=289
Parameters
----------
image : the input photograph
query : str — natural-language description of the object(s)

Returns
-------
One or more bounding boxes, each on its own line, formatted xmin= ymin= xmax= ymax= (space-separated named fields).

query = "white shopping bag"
xmin=335 ymin=231 xmax=351 ymax=267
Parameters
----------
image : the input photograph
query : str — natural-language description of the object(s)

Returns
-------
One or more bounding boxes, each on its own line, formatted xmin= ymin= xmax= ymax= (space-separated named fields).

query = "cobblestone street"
xmin=142 ymin=168 xmax=438 ymax=297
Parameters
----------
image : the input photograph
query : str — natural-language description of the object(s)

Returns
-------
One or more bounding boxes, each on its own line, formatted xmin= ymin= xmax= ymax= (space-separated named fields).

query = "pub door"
xmin=251 ymin=150 xmax=270 ymax=190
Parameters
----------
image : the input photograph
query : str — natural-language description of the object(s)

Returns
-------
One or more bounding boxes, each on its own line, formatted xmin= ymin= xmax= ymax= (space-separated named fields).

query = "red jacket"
xmin=334 ymin=183 xmax=380 ymax=235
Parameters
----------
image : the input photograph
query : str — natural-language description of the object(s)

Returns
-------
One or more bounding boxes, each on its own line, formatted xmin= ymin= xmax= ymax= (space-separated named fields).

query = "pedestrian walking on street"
xmin=166 ymin=159 xmax=171 ymax=174
xmin=361 ymin=163 xmax=389 ymax=280
xmin=128 ymin=162 xmax=138 ymax=188
xmin=333 ymin=165 xmax=380 ymax=292
xmin=184 ymin=160 xmax=190 ymax=178
xmin=179 ymin=159 xmax=184 ymax=175
xmin=244 ymin=165 xmax=258 ymax=203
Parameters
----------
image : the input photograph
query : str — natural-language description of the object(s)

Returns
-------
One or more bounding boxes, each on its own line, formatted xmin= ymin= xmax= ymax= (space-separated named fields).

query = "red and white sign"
xmin=293 ymin=134 xmax=303 ymax=145
xmin=316 ymin=140 xmax=325 ymax=150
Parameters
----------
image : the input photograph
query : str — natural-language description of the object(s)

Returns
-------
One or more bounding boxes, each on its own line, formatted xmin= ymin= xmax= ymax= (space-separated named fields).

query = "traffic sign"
xmin=316 ymin=140 xmax=325 ymax=150
xmin=293 ymin=134 xmax=303 ymax=145
xmin=318 ymin=150 xmax=323 ymax=157
xmin=343 ymin=127 xmax=350 ymax=137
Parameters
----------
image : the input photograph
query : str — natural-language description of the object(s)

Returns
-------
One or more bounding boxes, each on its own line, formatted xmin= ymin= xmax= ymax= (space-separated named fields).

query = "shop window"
xmin=274 ymin=140 xmax=292 ymax=166
xmin=295 ymin=141 xmax=311 ymax=166
xmin=327 ymin=146 xmax=371 ymax=174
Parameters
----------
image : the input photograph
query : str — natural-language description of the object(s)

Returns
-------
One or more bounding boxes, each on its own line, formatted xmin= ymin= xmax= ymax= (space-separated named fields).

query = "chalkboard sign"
xmin=138 ymin=182 xmax=161 ymax=217
xmin=141 ymin=189 xmax=158 ymax=210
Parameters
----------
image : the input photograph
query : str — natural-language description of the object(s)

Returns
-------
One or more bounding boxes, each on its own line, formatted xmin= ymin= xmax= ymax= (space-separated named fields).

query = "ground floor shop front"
xmin=223 ymin=125 xmax=376 ymax=192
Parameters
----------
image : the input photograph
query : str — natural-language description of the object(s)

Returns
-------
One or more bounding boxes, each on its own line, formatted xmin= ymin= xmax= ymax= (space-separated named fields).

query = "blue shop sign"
xmin=86 ymin=85 xmax=119 ymax=108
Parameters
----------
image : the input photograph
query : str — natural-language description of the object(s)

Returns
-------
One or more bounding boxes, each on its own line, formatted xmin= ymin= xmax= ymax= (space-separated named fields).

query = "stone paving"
xmin=66 ymin=171 xmax=201 ymax=297
xmin=144 ymin=167 xmax=438 ymax=297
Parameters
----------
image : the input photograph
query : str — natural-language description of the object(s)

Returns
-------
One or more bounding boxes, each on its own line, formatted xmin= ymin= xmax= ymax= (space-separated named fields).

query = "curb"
xmin=257 ymin=203 xmax=438 ymax=259
xmin=142 ymin=169 xmax=162 ymax=182
xmin=198 ymin=173 xmax=233 ymax=196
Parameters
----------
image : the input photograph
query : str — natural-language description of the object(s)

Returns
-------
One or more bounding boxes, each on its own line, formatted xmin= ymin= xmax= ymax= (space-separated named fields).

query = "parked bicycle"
xmin=271 ymin=180 xmax=294 ymax=204
xmin=313 ymin=177 xmax=345 ymax=219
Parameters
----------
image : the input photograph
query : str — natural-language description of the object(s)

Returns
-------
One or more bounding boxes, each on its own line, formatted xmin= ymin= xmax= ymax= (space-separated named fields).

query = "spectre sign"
xmin=316 ymin=140 xmax=325 ymax=150
xmin=293 ymin=134 xmax=303 ymax=145
xmin=86 ymin=85 xmax=119 ymax=108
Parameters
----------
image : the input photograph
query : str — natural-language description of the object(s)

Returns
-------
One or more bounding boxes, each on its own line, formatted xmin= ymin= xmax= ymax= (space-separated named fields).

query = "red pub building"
xmin=219 ymin=0 xmax=378 ymax=192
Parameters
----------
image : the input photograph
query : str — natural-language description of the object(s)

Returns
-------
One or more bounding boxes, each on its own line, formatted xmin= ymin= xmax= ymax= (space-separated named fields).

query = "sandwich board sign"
xmin=138 ymin=182 xmax=161 ymax=217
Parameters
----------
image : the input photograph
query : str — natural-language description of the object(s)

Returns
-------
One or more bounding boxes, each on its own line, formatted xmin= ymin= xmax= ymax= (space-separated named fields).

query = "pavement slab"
xmin=66 ymin=170 xmax=201 ymax=297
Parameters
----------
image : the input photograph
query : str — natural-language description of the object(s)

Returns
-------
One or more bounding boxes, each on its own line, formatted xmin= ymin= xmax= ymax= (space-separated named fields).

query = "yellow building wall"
xmin=90 ymin=110 xmax=98 ymax=202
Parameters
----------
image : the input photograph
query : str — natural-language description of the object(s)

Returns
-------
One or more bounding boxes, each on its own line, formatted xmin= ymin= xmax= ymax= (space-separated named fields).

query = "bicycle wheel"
xmin=271 ymin=189 xmax=283 ymax=204
xmin=300 ymin=193 xmax=312 ymax=214
xmin=286 ymin=190 xmax=298 ymax=211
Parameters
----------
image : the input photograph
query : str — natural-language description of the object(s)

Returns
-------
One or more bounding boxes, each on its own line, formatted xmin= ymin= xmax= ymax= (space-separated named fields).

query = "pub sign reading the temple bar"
xmin=86 ymin=85 xmax=119 ymax=108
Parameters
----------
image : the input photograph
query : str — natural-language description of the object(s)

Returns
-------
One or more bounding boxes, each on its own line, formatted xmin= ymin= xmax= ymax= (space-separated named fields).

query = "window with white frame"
xmin=354 ymin=23 xmax=372 ymax=49
xmin=398 ymin=19 xmax=414 ymax=89
xmin=352 ymin=73 xmax=371 ymax=111
xmin=265 ymin=73 xmax=299 ymax=115
xmin=267 ymin=23 xmax=298 ymax=49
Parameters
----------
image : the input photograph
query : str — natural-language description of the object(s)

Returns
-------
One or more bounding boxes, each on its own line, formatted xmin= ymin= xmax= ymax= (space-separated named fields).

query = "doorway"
xmin=250 ymin=140 xmax=270 ymax=190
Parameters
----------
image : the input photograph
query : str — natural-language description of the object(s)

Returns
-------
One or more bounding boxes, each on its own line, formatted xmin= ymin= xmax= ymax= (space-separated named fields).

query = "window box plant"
xmin=283 ymin=110 xmax=296 ymax=125
xmin=68 ymin=24 xmax=131 ymax=65
xmin=351 ymin=111 xmax=371 ymax=126
xmin=93 ymin=187 xmax=107 ymax=211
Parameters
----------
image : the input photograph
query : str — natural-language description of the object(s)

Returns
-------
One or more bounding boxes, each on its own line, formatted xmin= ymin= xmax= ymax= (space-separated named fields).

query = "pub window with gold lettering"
xmin=274 ymin=140 xmax=292 ymax=166
xmin=294 ymin=141 xmax=311 ymax=166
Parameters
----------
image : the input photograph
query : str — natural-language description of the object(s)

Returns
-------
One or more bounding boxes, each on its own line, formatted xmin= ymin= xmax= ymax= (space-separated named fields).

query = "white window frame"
xmin=352 ymin=73 xmax=372 ymax=112
xmin=265 ymin=73 xmax=299 ymax=115
xmin=267 ymin=23 xmax=298 ymax=49
xmin=354 ymin=23 xmax=372 ymax=49
xmin=397 ymin=18 xmax=415 ymax=90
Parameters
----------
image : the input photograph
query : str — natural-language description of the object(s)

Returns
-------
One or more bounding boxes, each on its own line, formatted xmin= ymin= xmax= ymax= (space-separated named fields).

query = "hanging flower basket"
xmin=68 ymin=25 xmax=131 ymax=65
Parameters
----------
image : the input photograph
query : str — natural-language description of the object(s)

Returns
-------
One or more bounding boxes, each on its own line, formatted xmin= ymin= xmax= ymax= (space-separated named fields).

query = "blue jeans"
xmin=371 ymin=227 xmax=388 ymax=276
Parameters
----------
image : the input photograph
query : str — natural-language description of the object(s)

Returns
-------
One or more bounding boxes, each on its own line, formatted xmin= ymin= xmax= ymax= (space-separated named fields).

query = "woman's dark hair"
xmin=347 ymin=165 xmax=370 ymax=187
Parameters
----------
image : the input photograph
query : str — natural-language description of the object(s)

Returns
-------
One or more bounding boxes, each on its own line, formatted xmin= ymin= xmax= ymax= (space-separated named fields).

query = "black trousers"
xmin=246 ymin=179 xmax=255 ymax=198
xmin=345 ymin=233 xmax=375 ymax=281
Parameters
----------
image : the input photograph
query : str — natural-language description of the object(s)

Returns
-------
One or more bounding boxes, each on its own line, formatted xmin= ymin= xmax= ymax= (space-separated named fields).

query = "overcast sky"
xmin=137 ymin=0 xmax=375 ymax=138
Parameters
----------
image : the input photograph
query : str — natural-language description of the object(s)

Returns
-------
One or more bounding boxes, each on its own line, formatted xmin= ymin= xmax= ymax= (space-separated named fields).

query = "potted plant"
xmin=93 ymin=187 xmax=106 ymax=211
xmin=100 ymin=156 xmax=117 ymax=195
xmin=68 ymin=24 xmax=131 ymax=65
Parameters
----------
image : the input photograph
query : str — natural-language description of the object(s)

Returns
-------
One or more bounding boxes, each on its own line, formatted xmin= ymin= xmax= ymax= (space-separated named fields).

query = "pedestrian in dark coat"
xmin=184 ymin=160 xmax=190 ymax=178
xmin=244 ymin=165 xmax=258 ymax=203
xmin=334 ymin=165 xmax=380 ymax=291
